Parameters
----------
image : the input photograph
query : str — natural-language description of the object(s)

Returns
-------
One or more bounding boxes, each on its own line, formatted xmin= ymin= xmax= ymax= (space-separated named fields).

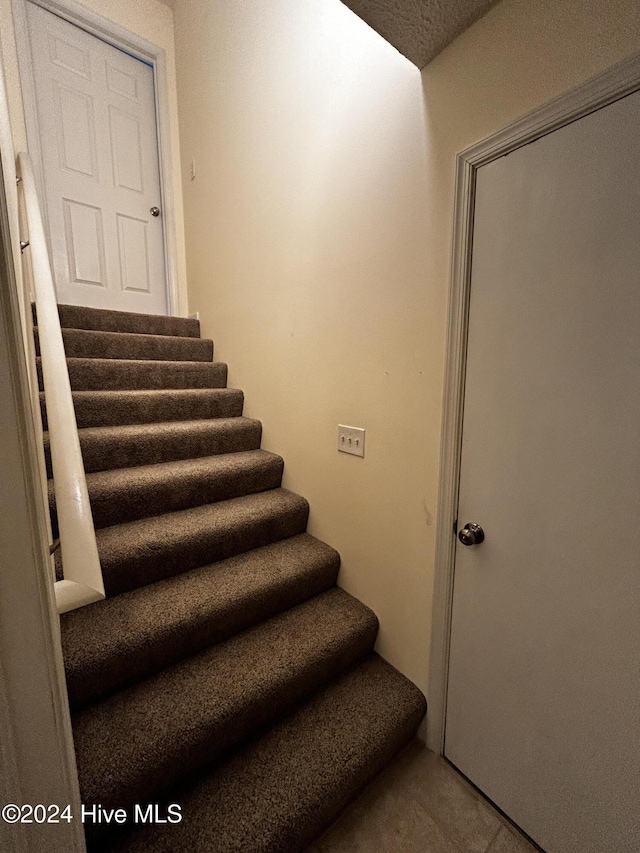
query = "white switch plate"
xmin=338 ymin=424 xmax=365 ymax=458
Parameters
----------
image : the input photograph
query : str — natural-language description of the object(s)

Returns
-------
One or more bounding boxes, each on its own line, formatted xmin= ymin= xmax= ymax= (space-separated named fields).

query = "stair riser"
xmin=43 ymin=419 xmax=263 ymax=476
xmin=75 ymin=594 xmax=379 ymax=819
xmin=49 ymin=456 xmax=284 ymax=532
xmin=293 ymin=687 xmax=426 ymax=853
xmin=63 ymin=537 xmax=341 ymax=709
xmin=40 ymin=389 xmax=244 ymax=429
xmin=35 ymin=303 xmax=201 ymax=338
xmin=37 ymin=358 xmax=228 ymax=391
xmin=114 ymin=656 xmax=425 ymax=853
xmin=98 ymin=498 xmax=310 ymax=596
xmin=37 ymin=303 xmax=427 ymax=853
xmin=35 ymin=327 xmax=213 ymax=361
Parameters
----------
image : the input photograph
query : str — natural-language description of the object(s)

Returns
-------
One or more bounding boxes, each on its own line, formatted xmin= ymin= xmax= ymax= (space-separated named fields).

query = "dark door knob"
xmin=150 ymin=206 xmax=161 ymax=217
xmin=458 ymin=522 xmax=485 ymax=546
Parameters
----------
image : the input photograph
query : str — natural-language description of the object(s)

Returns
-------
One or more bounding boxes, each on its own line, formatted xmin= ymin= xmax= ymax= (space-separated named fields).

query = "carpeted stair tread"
xmin=62 ymin=534 xmax=340 ymax=709
xmin=35 ymin=327 xmax=213 ymax=362
xmin=37 ymin=357 xmax=228 ymax=391
xmin=52 ymin=303 xmax=201 ymax=338
xmin=43 ymin=418 xmax=263 ymax=477
xmin=37 ymin=302 xmax=427 ymax=853
xmin=96 ymin=487 xmax=309 ymax=596
xmin=49 ymin=450 xmax=285 ymax=531
xmin=40 ymin=388 xmax=244 ymax=429
xmin=112 ymin=654 xmax=426 ymax=853
xmin=73 ymin=588 xmax=379 ymax=816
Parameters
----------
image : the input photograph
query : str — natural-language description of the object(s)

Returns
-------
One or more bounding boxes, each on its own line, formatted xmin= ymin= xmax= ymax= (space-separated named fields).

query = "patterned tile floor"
xmin=308 ymin=741 xmax=540 ymax=853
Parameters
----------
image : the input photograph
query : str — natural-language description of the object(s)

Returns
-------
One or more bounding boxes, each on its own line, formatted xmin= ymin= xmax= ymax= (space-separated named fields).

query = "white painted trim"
xmin=0 ymin=156 xmax=85 ymax=853
xmin=427 ymin=49 xmax=640 ymax=753
xmin=426 ymin=153 xmax=474 ymax=753
xmin=12 ymin=0 xmax=183 ymax=316
xmin=2 ymin=14 xmax=58 ymax=597
xmin=55 ymin=579 xmax=104 ymax=614
xmin=0 ymin=660 xmax=28 ymax=853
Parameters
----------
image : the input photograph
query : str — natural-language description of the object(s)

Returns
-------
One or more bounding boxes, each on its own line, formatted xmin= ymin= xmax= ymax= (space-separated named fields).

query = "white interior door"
xmin=26 ymin=2 xmax=167 ymax=314
xmin=445 ymin=89 xmax=640 ymax=853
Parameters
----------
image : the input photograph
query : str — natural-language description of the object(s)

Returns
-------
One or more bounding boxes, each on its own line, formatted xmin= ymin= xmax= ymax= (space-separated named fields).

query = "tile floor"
xmin=308 ymin=741 xmax=540 ymax=853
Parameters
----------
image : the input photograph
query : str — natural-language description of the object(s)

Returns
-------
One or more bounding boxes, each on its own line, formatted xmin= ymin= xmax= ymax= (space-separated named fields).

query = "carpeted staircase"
xmin=36 ymin=303 xmax=426 ymax=852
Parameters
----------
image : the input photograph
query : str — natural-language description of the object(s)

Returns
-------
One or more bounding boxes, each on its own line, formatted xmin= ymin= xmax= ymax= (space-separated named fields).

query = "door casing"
xmin=427 ymin=47 xmax=640 ymax=754
xmin=11 ymin=0 xmax=183 ymax=316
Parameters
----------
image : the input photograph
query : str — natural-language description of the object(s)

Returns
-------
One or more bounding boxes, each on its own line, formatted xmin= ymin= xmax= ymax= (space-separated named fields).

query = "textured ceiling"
xmin=340 ymin=0 xmax=502 ymax=68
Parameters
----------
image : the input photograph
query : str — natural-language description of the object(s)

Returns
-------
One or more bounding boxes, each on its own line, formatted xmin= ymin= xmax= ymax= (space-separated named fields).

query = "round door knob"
xmin=458 ymin=522 xmax=485 ymax=546
xmin=150 ymin=206 xmax=161 ymax=217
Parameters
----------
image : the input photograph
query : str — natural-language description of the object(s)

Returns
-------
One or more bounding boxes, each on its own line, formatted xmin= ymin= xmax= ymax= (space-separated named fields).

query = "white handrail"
xmin=0 ymin=41 xmax=58 ymax=604
xmin=17 ymin=152 xmax=105 ymax=614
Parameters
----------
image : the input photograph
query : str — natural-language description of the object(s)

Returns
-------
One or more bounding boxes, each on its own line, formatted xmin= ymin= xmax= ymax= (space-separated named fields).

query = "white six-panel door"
xmin=445 ymin=89 xmax=640 ymax=852
xmin=26 ymin=2 xmax=167 ymax=314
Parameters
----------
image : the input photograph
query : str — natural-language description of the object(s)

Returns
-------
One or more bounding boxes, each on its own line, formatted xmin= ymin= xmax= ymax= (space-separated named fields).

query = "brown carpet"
xmin=43 ymin=417 xmax=263 ymax=476
xmin=35 ymin=326 xmax=213 ymax=361
xmin=40 ymin=303 xmax=426 ymax=852
xmin=37 ymin=357 xmax=228 ymax=391
xmin=41 ymin=387 xmax=245 ymax=429
xmin=49 ymin=449 xmax=285 ymax=532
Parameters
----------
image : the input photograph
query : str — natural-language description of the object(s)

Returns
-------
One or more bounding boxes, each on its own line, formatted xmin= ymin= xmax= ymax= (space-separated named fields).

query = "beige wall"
xmin=173 ymin=0 xmax=435 ymax=692
xmin=0 ymin=0 xmax=188 ymax=314
xmin=173 ymin=0 xmax=640 ymax=698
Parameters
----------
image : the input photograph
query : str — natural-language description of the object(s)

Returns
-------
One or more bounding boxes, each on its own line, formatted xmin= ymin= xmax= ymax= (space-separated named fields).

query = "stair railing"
xmin=16 ymin=151 xmax=105 ymax=614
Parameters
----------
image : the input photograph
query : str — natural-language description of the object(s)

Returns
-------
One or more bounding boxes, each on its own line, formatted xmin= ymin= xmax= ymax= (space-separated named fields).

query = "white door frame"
xmin=12 ymin=0 xmax=181 ymax=316
xmin=426 ymin=49 xmax=640 ymax=754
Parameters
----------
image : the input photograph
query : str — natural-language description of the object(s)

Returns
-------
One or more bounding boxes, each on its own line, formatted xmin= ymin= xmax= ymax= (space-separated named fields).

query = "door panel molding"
xmin=12 ymin=0 xmax=182 ymax=316
xmin=427 ymin=47 xmax=640 ymax=754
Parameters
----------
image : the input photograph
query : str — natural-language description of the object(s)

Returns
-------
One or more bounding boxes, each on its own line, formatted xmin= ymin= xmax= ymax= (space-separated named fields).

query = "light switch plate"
xmin=338 ymin=424 xmax=365 ymax=457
